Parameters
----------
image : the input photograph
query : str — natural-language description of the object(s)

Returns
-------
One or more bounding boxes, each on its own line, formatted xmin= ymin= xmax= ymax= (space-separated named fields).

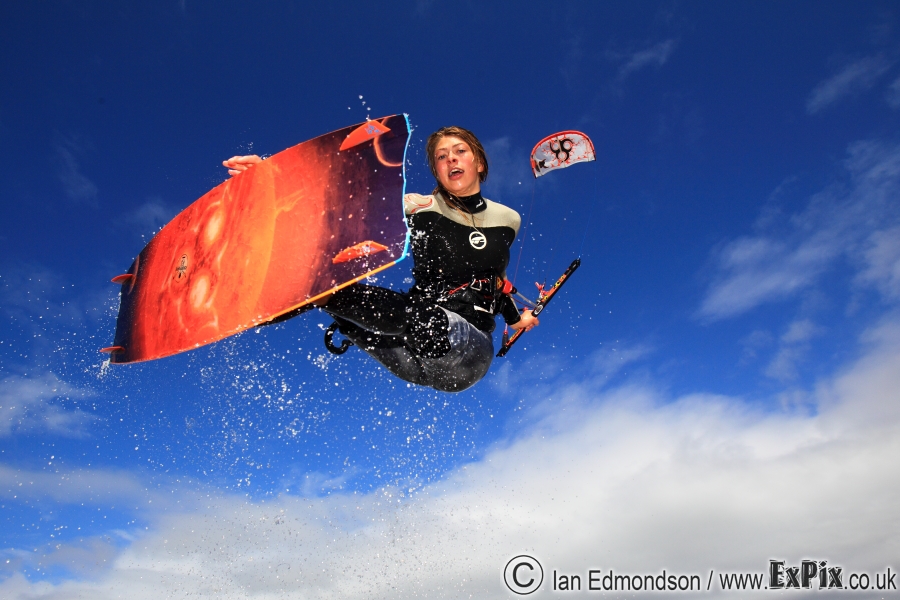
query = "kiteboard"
xmin=102 ymin=115 xmax=411 ymax=364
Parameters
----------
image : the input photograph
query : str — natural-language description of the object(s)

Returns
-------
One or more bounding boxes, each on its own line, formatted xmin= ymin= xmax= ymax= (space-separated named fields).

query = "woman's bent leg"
xmin=338 ymin=311 xmax=492 ymax=392
xmin=323 ymin=285 xmax=493 ymax=391
xmin=335 ymin=321 xmax=432 ymax=386
xmin=324 ymin=284 xmax=452 ymax=358
xmin=417 ymin=308 xmax=493 ymax=392
xmin=322 ymin=284 xmax=408 ymax=335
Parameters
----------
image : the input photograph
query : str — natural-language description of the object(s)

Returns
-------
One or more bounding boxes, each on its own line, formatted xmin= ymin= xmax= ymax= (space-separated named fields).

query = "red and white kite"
xmin=530 ymin=130 xmax=595 ymax=178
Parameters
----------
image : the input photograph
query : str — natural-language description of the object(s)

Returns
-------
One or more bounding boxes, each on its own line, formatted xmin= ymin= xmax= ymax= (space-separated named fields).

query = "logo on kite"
xmin=530 ymin=131 xmax=595 ymax=178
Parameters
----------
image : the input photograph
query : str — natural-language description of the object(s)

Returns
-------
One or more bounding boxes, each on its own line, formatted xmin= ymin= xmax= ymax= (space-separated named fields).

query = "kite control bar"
xmin=497 ymin=258 xmax=581 ymax=357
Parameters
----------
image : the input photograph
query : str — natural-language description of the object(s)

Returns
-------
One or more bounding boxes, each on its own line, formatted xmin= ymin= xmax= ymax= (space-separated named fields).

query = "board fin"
xmin=339 ymin=121 xmax=391 ymax=151
xmin=111 ymin=274 xmax=135 ymax=284
xmin=332 ymin=240 xmax=389 ymax=264
xmin=100 ymin=346 xmax=125 ymax=354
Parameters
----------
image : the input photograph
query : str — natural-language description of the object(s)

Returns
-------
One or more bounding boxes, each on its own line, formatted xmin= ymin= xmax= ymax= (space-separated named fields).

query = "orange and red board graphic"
xmin=104 ymin=115 xmax=410 ymax=363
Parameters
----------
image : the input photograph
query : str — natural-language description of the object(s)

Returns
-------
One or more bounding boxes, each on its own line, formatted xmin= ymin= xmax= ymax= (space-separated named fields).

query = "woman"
xmin=224 ymin=126 xmax=538 ymax=392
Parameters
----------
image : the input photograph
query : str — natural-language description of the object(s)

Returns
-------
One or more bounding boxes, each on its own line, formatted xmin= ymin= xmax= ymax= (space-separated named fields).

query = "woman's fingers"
xmin=511 ymin=311 xmax=540 ymax=332
xmin=222 ymin=155 xmax=263 ymax=177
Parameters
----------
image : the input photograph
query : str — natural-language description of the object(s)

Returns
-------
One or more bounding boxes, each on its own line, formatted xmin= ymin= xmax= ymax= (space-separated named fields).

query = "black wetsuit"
xmin=323 ymin=190 xmax=522 ymax=392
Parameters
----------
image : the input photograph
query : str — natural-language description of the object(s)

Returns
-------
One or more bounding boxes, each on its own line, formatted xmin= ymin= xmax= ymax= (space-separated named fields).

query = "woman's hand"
xmin=509 ymin=310 xmax=540 ymax=332
xmin=222 ymin=155 xmax=262 ymax=177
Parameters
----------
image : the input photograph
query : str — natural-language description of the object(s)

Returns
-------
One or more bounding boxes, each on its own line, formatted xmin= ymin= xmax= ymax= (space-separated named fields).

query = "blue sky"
xmin=2 ymin=1 xmax=900 ymax=597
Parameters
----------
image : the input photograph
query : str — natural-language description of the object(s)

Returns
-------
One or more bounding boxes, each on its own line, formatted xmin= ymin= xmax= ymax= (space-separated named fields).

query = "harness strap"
xmin=437 ymin=276 xmax=505 ymax=314
xmin=440 ymin=276 xmax=494 ymax=298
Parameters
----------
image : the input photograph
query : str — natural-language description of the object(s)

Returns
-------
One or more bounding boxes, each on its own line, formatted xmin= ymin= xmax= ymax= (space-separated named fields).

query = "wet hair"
xmin=426 ymin=126 xmax=489 ymax=191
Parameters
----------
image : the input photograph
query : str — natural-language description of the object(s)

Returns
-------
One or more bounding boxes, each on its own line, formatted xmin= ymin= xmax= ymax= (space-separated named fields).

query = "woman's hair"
xmin=426 ymin=126 xmax=489 ymax=189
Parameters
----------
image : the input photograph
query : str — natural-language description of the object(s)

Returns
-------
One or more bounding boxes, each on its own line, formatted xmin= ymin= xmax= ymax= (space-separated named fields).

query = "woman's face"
xmin=432 ymin=136 xmax=484 ymax=197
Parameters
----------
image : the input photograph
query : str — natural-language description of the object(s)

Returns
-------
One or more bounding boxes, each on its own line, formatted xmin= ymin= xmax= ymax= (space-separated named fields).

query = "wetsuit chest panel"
xmin=408 ymin=212 xmax=515 ymax=285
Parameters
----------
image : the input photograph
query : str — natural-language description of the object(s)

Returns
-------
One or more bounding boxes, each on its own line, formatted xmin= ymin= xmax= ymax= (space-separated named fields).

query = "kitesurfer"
xmin=223 ymin=126 xmax=538 ymax=392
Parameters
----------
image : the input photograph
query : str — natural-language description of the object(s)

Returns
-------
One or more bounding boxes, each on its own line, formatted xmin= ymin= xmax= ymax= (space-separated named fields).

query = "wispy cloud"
xmin=0 ymin=373 xmax=97 ymax=438
xmin=3 ymin=314 xmax=899 ymax=597
xmin=0 ymin=265 xmax=116 ymax=352
xmin=764 ymin=319 xmax=825 ymax=382
xmin=482 ymin=136 xmax=533 ymax=206
xmin=587 ymin=343 xmax=653 ymax=381
xmin=698 ymin=139 xmax=900 ymax=320
xmin=414 ymin=0 xmax=435 ymax=15
xmin=613 ymin=39 xmax=677 ymax=80
xmin=0 ymin=462 xmax=155 ymax=505
xmin=560 ymin=32 xmax=585 ymax=90
xmin=0 ymin=464 xmax=185 ymax=582
xmin=115 ymin=197 xmax=179 ymax=237
xmin=52 ymin=134 xmax=99 ymax=207
xmin=887 ymin=75 xmax=900 ymax=109
xmin=806 ymin=55 xmax=892 ymax=114
xmin=739 ymin=328 xmax=774 ymax=364
xmin=855 ymin=224 xmax=900 ymax=300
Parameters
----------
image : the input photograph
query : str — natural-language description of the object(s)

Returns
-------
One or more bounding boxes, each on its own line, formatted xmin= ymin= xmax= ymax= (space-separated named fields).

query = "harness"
xmin=436 ymin=275 xmax=504 ymax=314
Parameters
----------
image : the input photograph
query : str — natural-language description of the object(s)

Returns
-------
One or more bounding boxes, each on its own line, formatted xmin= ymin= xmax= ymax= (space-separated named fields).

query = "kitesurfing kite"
xmin=530 ymin=130 xmax=596 ymax=179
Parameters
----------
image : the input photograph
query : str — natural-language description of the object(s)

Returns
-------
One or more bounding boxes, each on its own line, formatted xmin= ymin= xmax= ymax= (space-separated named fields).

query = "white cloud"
xmin=0 ymin=465 xmax=190 ymax=584
xmin=3 ymin=313 xmax=899 ymax=598
xmin=615 ymin=40 xmax=676 ymax=79
xmin=806 ymin=55 xmax=892 ymax=114
xmin=698 ymin=140 xmax=900 ymax=320
xmin=0 ymin=373 xmax=97 ymax=438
